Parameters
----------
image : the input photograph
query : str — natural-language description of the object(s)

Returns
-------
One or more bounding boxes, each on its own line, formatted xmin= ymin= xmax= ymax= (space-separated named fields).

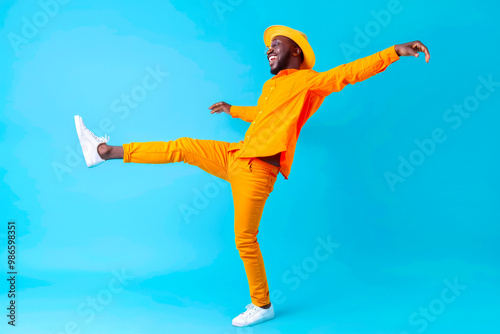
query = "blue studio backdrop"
xmin=1 ymin=0 xmax=499 ymax=333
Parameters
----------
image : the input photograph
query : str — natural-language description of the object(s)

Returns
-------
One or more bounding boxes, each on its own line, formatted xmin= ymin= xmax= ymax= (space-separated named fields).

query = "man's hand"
xmin=209 ymin=101 xmax=231 ymax=115
xmin=395 ymin=41 xmax=431 ymax=63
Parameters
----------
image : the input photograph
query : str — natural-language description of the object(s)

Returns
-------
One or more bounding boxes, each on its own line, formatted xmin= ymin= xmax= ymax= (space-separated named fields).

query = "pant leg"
xmin=228 ymin=153 xmax=280 ymax=307
xmin=123 ymin=138 xmax=231 ymax=181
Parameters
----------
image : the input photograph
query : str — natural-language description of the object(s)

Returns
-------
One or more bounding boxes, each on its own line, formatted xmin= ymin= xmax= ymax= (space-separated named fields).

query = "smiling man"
xmin=74 ymin=25 xmax=430 ymax=327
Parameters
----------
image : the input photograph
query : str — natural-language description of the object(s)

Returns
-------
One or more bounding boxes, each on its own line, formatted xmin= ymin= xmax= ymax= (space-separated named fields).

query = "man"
xmin=74 ymin=25 xmax=430 ymax=327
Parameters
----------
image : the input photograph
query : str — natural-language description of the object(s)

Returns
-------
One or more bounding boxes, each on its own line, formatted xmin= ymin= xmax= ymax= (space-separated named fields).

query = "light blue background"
xmin=1 ymin=0 xmax=499 ymax=333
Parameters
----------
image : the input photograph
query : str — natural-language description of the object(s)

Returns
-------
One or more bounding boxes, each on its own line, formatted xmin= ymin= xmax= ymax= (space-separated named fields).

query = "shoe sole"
xmin=74 ymin=115 xmax=92 ymax=168
xmin=232 ymin=313 xmax=274 ymax=327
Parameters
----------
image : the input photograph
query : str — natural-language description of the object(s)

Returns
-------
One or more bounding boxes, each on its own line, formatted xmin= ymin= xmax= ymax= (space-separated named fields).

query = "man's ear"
xmin=292 ymin=47 xmax=301 ymax=56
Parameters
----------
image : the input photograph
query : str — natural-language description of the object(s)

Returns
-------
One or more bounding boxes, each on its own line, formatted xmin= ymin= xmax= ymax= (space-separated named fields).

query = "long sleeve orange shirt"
xmin=228 ymin=45 xmax=400 ymax=179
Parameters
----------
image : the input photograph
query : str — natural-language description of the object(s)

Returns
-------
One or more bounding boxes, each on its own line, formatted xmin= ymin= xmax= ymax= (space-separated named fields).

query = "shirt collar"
xmin=272 ymin=68 xmax=299 ymax=80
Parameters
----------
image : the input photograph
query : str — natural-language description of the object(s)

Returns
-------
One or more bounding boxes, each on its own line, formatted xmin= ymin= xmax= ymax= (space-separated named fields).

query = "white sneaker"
xmin=74 ymin=115 xmax=110 ymax=168
xmin=232 ymin=303 xmax=274 ymax=327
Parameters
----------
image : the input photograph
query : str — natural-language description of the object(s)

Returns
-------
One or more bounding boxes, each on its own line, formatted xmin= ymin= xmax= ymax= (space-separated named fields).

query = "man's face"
xmin=266 ymin=36 xmax=297 ymax=75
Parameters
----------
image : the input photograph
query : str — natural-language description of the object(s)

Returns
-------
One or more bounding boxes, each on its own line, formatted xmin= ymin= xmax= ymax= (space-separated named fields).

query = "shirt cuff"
xmin=230 ymin=105 xmax=240 ymax=118
xmin=381 ymin=45 xmax=400 ymax=64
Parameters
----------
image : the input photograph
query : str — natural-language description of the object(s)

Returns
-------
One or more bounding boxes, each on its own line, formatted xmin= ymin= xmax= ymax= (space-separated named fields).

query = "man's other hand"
xmin=209 ymin=101 xmax=232 ymax=115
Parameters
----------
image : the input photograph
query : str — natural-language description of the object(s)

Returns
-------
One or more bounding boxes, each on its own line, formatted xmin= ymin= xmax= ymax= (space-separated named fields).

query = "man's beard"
xmin=270 ymin=49 xmax=290 ymax=75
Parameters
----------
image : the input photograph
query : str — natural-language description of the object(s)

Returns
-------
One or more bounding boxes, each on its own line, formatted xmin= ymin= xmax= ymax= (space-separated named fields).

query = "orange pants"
xmin=123 ymin=137 xmax=280 ymax=307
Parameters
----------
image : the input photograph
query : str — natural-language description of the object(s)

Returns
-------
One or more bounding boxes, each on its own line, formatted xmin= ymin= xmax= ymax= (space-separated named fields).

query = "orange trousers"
xmin=123 ymin=137 xmax=280 ymax=307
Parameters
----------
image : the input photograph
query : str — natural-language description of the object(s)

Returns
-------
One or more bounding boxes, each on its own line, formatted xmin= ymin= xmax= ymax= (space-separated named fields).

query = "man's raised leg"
xmin=75 ymin=115 xmax=231 ymax=181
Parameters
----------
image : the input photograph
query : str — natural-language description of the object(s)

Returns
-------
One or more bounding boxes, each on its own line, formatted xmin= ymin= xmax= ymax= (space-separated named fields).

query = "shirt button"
xmin=271 ymin=87 xmax=274 ymax=90
xmin=259 ymin=111 xmax=262 ymax=113
xmin=265 ymin=97 xmax=267 ymax=99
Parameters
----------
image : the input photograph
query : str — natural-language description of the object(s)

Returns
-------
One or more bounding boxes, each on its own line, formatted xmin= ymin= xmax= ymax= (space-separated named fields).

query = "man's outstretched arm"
xmin=307 ymin=40 xmax=430 ymax=97
xmin=209 ymin=101 xmax=259 ymax=122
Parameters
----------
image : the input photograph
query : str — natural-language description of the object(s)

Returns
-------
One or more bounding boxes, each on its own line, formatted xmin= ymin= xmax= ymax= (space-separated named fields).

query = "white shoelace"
xmin=242 ymin=303 xmax=259 ymax=317
xmin=86 ymin=128 xmax=109 ymax=143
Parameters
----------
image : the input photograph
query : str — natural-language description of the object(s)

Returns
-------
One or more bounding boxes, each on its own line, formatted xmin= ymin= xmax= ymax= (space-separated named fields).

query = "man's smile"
xmin=268 ymin=54 xmax=277 ymax=66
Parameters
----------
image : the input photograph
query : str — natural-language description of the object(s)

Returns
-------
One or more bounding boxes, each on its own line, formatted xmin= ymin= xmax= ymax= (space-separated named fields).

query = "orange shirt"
xmin=228 ymin=45 xmax=400 ymax=179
